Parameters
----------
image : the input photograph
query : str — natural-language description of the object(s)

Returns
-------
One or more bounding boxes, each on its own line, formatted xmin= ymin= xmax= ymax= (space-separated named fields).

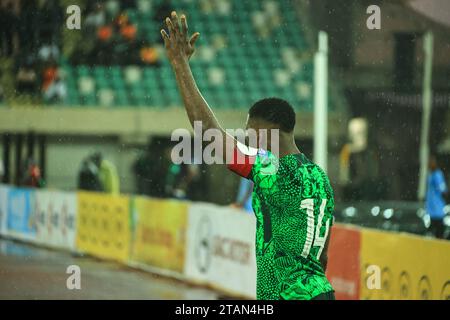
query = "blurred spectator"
xmin=92 ymin=152 xmax=120 ymax=194
xmin=133 ymin=150 xmax=152 ymax=196
xmin=120 ymin=22 xmax=138 ymax=60
xmin=68 ymin=2 xmax=104 ymax=64
xmin=120 ymin=23 xmax=137 ymax=41
xmin=165 ymin=163 xmax=185 ymax=199
xmin=164 ymin=143 xmax=204 ymax=200
xmin=232 ymin=178 xmax=254 ymax=213
xmin=133 ymin=142 xmax=159 ymax=196
xmin=114 ymin=12 xmax=129 ymax=30
xmin=84 ymin=2 xmax=106 ymax=33
xmin=185 ymin=163 xmax=205 ymax=201
xmin=115 ymin=13 xmax=133 ymax=36
xmin=111 ymin=12 xmax=138 ymax=65
xmin=37 ymin=42 xmax=60 ymax=63
xmin=41 ymin=61 xmax=58 ymax=92
xmin=0 ymin=3 xmax=18 ymax=57
xmin=21 ymin=157 xmax=45 ymax=188
xmin=44 ymin=73 xmax=67 ymax=104
xmin=97 ymin=25 xmax=114 ymax=42
xmin=133 ymin=139 xmax=172 ymax=197
xmin=139 ymin=41 xmax=161 ymax=66
xmin=165 ymin=163 xmax=201 ymax=200
xmin=16 ymin=56 xmax=38 ymax=94
xmin=94 ymin=24 xmax=114 ymax=65
xmin=426 ymin=155 xmax=448 ymax=239
xmin=39 ymin=58 xmax=67 ymax=103
xmin=72 ymin=5 xmax=162 ymax=66
xmin=78 ymin=156 xmax=102 ymax=192
xmin=339 ymin=118 xmax=384 ymax=201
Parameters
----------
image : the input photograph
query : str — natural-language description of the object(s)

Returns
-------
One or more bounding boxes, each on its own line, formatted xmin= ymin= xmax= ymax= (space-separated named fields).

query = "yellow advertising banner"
xmin=360 ymin=229 xmax=450 ymax=300
xmin=76 ymin=192 xmax=130 ymax=262
xmin=131 ymin=197 xmax=187 ymax=273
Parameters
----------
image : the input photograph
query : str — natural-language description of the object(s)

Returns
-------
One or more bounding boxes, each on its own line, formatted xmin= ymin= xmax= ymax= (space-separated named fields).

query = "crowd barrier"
xmin=0 ymin=184 xmax=449 ymax=300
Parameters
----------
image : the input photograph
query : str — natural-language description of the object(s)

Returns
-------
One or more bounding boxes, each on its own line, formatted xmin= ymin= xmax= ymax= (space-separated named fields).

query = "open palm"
xmin=161 ymin=11 xmax=200 ymax=64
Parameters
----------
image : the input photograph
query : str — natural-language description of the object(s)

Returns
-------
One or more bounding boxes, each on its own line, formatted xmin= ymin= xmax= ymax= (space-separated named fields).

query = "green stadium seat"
xmin=97 ymin=89 xmax=115 ymax=107
xmin=78 ymin=76 xmax=95 ymax=95
xmin=81 ymin=94 xmax=97 ymax=106
xmin=114 ymin=89 xmax=129 ymax=106
xmin=77 ymin=65 xmax=90 ymax=77
xmin=137 ymin=0 xmax=151 ymax=14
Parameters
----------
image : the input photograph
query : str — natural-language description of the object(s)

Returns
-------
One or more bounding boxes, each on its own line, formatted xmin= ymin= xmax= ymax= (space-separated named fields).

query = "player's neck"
xmin=277 ymin=135 xmax=301 ymax=158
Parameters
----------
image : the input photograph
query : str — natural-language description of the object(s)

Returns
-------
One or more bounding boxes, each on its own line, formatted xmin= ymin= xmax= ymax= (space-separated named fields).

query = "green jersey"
xmin=228 ymin=148 xmax=335 ymax=300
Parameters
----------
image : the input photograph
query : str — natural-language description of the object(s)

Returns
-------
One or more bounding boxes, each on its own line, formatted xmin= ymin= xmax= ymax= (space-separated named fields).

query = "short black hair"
xmin=248 ymin=97 xmax=296 ymax=133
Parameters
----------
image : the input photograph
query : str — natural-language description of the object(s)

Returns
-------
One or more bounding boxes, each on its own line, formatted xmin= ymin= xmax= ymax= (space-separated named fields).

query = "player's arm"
xmin=161 ymin=11 xmax=236 ymax=162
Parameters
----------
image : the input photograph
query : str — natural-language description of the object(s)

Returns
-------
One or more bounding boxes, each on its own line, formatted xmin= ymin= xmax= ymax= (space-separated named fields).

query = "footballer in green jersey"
xmin=162 ymin=11 xmax=335 ymax=300
xmin=244 ymin=149 xmax=335 ymax=300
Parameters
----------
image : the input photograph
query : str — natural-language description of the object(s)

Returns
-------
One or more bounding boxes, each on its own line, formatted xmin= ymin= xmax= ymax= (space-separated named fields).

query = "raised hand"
xmin=160 ymin=10 xmax=230 ymax=159
xmin=161 ymin=11 xmax=200 ymax=65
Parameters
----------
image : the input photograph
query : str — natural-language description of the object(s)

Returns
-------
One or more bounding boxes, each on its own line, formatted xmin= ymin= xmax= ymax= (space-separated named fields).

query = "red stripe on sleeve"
xmin=227 ymin=146 xmax=256 ymax=178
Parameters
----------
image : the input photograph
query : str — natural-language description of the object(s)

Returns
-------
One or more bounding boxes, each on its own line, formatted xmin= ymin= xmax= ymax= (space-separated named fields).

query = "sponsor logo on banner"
xmin=326 ymin=224 xmax=361 ymax=300
xmin=34 ymin=190 xmax=77 ymax=250
xmin=185 ymin=203 xmax=257 ymax=298
xmin=6 ymin=188 xmax=36 ymax=241
xmin=131 ymin=197 xmax=188 ymax=273
xmin=360 ymin=229 xmax=450 ymax=300
xmin=195 ymin=214 xmax=213 ymax=273
xmin=0 ymin=185 xmax=8 ymax=236
xmin=76 ymin=192 xmax=130 ymax=262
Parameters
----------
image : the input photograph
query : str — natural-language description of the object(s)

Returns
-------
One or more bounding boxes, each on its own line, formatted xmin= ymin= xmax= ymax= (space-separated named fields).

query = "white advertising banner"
xmin=185 ymin=203 xmax=257 ymax=298
xmin=34 ymin=190 xmax=77 ymax=250
xmin=0 ymin=184 xmax=8 ymax=236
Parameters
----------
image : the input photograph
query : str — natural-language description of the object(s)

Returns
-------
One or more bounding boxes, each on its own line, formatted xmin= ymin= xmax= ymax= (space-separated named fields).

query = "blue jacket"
xmin=426 ymin=169 xmax=448 ymax=219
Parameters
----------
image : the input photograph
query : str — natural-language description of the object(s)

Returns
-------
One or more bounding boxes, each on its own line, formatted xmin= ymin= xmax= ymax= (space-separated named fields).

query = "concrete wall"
xmin=0 ymin=107 xmax=346 ymax=138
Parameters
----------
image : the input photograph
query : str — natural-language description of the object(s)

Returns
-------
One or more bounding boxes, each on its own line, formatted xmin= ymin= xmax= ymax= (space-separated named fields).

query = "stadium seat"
xmin=78 ymin=76 xmax=95 ymax=95
xmin=98 ymin=89 xmax=115 ymax=107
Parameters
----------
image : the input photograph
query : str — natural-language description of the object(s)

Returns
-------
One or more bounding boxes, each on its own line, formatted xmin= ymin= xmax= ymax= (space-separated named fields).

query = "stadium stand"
xmin=67 ymin=0 xmax=317 ymax=109
xmin=1 ymin=0 xmax=334 ymax=111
